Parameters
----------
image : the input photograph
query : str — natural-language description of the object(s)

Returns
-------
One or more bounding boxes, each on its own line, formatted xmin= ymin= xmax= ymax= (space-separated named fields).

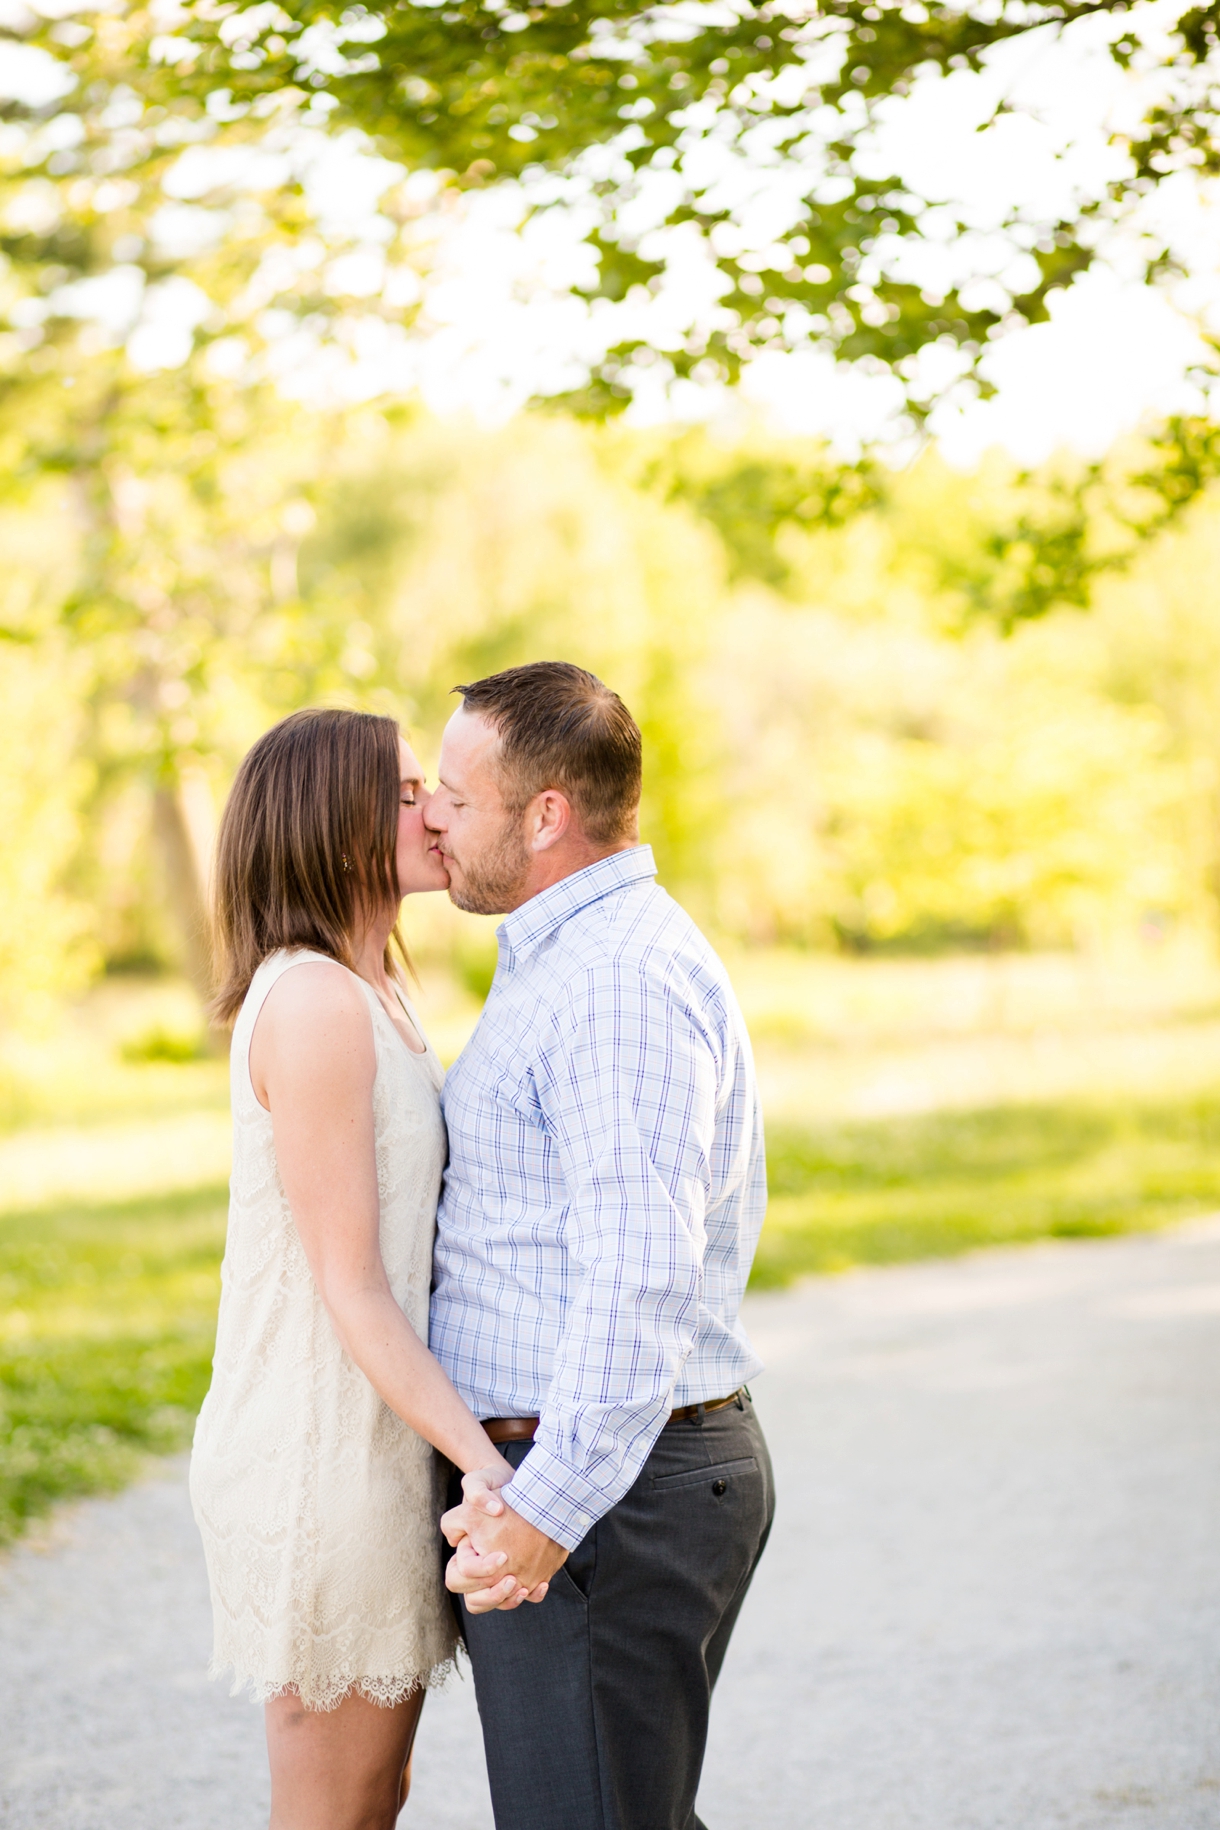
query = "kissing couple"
xmin=190 ymin=661 xmax=775 ymax=1830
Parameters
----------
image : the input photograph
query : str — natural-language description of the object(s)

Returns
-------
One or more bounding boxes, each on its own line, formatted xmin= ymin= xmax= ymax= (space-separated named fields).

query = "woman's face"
xmin=396 ymin=737 xmax=450 ymax=898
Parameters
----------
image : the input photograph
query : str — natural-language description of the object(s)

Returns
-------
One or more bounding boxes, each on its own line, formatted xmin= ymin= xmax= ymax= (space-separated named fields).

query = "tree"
xmin=9 ymin=0 xmax=1216 ymax=616
xmin=0 ymin=12 xmax=423 ymax=999
xmin=120 ymin=0 xmax=1220 ymax=415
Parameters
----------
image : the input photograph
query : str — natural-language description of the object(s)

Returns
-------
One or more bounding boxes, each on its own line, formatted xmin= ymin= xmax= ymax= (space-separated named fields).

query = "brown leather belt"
xmin=482 ymin=1391 xmax=744 ymax=1446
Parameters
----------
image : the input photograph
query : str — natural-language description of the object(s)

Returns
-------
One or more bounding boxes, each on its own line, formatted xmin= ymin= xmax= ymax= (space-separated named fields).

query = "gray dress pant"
xmin=449 ymin=1393 xmax=775 ymax=1830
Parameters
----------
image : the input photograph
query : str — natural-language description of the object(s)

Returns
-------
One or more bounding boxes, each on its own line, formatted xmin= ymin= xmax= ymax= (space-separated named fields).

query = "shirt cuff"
xmin=502 ymin=1444 xmax=613 ymax=1552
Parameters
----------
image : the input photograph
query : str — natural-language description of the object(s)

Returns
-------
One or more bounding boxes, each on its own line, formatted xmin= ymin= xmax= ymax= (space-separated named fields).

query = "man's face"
xmin=425 ymin=707 xmax=532 ymax=915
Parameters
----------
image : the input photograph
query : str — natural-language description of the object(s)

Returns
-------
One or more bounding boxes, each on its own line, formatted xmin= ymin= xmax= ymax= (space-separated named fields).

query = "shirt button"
xmin=712 ymin=1478 xmax=728 ymax=1497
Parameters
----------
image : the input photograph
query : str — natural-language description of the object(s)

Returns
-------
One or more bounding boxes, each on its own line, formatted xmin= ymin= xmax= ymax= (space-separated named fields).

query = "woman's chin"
xmin=399 ymin=867 xmax=451 ymax=897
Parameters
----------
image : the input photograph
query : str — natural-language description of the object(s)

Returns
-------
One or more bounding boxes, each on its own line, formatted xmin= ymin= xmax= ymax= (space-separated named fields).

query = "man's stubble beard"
xmin=445 ymin=814 xmax=532 ymax=916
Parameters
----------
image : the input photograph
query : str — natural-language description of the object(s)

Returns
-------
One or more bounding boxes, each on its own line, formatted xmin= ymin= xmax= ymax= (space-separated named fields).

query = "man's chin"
xmin=447 ymin=881 xmax=505 ymax=917
xmin=442 ymin=830 xmax=531 ymax=916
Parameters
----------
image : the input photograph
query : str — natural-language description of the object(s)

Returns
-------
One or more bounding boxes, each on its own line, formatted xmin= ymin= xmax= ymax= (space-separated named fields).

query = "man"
xmin=424 ymin=661 xmax=774 ymax=1830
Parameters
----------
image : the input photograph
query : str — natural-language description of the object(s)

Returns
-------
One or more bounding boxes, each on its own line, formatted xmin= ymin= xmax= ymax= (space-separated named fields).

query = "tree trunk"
xmin=152 ymin=770 xmax=222 ymax=1046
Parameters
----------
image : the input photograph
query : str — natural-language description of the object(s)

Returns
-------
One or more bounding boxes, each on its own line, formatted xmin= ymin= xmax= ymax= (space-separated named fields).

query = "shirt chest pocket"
xmin=486 ymin=1059 xmax=550 ymax=1134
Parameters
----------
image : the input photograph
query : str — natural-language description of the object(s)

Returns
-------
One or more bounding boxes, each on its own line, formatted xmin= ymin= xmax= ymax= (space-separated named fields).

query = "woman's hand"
xmin=460 ymin=1459 xmax=516 ymax=1521
xmin=441 ymin=1463 xmax=560 ymax=1612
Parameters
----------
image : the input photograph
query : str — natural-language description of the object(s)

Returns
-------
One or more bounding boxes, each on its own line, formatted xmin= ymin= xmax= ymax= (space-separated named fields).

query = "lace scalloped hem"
xmin=209 ymin=1652 xmax=460 ymax=1712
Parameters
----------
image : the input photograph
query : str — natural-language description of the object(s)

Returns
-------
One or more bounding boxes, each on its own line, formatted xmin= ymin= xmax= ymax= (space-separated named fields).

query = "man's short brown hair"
xmin=454 ymin=662 xmax=642 ymax=846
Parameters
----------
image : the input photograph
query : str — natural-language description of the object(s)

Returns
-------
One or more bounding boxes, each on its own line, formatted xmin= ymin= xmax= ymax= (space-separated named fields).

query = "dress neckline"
xmin=381 ymin=979 xmax=428 ymax=1061
xmin=286 ymin=949 xmax=428 ymax=1062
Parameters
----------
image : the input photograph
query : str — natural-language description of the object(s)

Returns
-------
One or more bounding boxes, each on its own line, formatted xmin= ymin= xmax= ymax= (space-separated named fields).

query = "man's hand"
xmin=440 ymin=1465 xmax=539 ymax=1615
xmin=442 ymin=1471 xmax=568 ymax=1615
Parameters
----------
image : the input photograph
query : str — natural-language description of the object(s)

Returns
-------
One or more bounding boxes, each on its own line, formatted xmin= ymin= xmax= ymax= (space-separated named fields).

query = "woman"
xmin=190 ymin=708 xmax=536 ymax=1830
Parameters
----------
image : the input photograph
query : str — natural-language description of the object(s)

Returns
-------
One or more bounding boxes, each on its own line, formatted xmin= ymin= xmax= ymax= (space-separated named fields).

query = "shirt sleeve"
xmin=502 ymin=960 xmax=720 ymax=1549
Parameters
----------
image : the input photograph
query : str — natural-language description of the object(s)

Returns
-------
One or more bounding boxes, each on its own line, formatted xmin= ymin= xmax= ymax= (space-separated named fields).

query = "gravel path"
xmin=3 ymin=1220 xmax=1219 ymax=1830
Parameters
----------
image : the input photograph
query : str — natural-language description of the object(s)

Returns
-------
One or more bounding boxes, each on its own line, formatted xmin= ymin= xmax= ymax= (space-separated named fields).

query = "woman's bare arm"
xmin=248 ymin=960 xmax=510 ymax=1483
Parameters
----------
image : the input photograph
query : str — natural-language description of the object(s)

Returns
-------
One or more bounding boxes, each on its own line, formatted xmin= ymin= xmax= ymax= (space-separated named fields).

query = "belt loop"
xmin=735 ymin=1389 xmax=746 ymax=1410
xmin=693 ymin=1402 xmax=705 ymax=1428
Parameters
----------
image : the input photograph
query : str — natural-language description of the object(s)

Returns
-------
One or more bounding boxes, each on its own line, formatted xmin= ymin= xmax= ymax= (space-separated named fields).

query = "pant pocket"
xmin=552 ymin=1527 xmax=596 ymax=1601
xmin=649 ymin=1455 xmax=759 ymax=1493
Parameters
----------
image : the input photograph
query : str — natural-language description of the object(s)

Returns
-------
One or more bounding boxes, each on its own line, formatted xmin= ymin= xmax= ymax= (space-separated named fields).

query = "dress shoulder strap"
xmin=230 ymin=949 xmax=350 ymax=1111
xmin=236 ymin=946 xmax=339 ymax=1026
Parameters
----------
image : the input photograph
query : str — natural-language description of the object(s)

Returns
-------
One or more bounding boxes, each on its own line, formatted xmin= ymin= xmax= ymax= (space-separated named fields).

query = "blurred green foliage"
xmin=5 ymin=408 xmax=1220 ymax=1009
xmin=11 ymin=0 xmax=1218 ymax=417
xmin=451 ymin=931 xmax=500 ymax=1005
xmin=1 ymin=0 xmax=1217 ymax=561
xmin=120 ymin=1024 xmax=210 ymax=1063
xmin=0 ymin=0 xmax=1216 ymax=1010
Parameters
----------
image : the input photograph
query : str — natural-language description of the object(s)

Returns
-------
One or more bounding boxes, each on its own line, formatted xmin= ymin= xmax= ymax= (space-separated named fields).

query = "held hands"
xmin=442 ymin=1467 xmax=568 ymax=1614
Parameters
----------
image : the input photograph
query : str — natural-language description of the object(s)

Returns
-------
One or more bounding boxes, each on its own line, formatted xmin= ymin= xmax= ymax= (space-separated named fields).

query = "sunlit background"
xmin=4 ymin=0 xmax=1220 ymax=1550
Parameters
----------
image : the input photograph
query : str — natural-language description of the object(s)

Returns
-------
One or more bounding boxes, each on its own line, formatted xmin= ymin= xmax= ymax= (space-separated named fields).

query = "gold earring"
xmin=340 ymin=854 xmax=351 ymax=874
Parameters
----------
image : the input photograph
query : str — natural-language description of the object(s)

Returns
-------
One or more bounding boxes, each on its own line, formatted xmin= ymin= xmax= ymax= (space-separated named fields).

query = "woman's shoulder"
xmin=246 ymin=953 xmax=378 ymax=1098
xmin=248 ymin=952 xmax=374 ymax=1045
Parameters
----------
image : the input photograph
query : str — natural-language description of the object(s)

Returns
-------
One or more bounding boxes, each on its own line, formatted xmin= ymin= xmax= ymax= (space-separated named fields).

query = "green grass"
xmin=753 ymin=1094 xmax=1220 ymax=1286
xmin=0 ymin=1184 xmax=227 ymax=1544
xmin=6 ymin=1090 xmax=1220 ymax=1545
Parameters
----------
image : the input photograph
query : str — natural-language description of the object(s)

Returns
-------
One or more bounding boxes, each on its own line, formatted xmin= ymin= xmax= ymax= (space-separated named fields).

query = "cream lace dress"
xmin=189 ymin=947 xmax=458 ymax=1710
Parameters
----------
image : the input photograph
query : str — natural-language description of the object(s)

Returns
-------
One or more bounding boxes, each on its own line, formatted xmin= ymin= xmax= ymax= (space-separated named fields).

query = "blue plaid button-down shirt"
xmin=430 ymin=845 xmax=766 ymax=1550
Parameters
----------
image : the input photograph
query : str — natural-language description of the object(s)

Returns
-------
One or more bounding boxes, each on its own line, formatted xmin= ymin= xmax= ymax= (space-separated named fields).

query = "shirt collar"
xmin=498 ymin=845 xmax=657 ymax=968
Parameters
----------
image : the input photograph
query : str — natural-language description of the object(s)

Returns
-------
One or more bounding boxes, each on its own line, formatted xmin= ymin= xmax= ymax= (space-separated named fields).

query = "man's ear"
xmin=528 ymin=788 xmax=573 ymax=854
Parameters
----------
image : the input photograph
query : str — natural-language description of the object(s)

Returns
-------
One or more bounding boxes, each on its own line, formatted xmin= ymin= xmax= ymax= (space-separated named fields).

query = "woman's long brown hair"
xmin=210 ymin=708 xmax=407 ymax=1026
